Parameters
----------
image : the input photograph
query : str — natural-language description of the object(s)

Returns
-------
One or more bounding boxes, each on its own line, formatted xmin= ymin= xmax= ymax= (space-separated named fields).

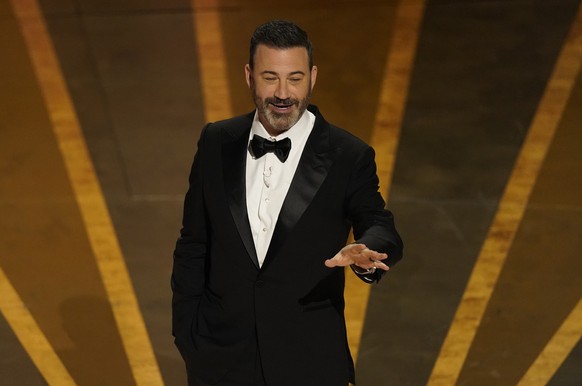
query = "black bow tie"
xmin=250 ymin=135 xmax=292 ymax=162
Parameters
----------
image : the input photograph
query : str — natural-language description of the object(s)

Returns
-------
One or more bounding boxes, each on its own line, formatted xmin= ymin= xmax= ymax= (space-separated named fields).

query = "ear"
xmin=310 ymin=65 xmax=318 ymax=91
xmin=245 ymin=64 xmax=253 ymax=88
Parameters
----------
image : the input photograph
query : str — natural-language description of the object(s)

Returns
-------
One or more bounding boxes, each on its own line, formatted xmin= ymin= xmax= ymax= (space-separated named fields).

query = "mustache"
xmin=265 ymin=97 xmax=299 ymax=106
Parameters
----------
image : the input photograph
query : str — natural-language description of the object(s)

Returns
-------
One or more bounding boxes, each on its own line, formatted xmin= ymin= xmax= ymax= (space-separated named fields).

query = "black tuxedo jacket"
xmin=172 ymin=105 xmax=403 ymax=385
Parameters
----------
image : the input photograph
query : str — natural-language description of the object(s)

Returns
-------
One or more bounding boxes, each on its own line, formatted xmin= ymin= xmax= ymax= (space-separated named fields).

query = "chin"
xmin=266 ymin=113 xmax=299 ymax=133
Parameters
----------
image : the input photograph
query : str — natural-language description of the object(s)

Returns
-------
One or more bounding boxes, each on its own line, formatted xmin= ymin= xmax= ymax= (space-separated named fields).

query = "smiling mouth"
xmin=270 ymin=102 xmax=295 ymax=113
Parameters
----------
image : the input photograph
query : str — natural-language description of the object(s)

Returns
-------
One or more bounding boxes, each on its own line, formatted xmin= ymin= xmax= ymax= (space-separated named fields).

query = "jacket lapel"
xmin=222 ymin=114 xmax=260 ymax=269
xmin=262 ymin=106 xmax=337 ymax=269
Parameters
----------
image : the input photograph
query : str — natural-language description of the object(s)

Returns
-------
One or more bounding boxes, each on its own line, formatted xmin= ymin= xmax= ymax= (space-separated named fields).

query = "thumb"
xmin=324 ymin=258 xmax=339 ymax=268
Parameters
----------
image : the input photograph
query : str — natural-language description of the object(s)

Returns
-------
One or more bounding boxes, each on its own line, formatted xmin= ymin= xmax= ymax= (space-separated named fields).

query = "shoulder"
xmin=329 ymin=124 xmax=369 ymax=151
xmin=309 ymin=105 xmax=371 ymax=154
xmin=208 ymin=111 xmax=254 ymax=130
xmin=199 ymin=111 xmax=254 ymax=142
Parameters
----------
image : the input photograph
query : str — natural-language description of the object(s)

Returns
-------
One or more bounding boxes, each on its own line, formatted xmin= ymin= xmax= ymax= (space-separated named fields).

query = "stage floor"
xmin=1 ymin=0 xmax=581 ymax=384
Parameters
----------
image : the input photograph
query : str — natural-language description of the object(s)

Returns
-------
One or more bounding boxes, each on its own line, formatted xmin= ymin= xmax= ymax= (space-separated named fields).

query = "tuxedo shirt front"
xmin=246 ymin=110 xmax=315 ymax=266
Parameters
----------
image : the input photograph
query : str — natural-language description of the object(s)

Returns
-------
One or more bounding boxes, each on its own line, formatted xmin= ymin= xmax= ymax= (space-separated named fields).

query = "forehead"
xmin=252 ymin=45 xmax=310 ymax=72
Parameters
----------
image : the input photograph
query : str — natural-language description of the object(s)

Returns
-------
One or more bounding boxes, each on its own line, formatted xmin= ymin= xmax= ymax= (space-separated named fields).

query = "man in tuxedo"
xmin=172 ymin=20 xmax=403 ymax=386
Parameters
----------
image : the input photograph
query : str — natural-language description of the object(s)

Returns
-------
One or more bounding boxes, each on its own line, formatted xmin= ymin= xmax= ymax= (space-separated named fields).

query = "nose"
xmin=274 ymin=80 xmax=290 ymax=100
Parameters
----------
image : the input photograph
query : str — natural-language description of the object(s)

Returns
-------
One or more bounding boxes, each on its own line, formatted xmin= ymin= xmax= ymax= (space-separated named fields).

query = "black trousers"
xmin=189 ymin=337 xmax=266 ymax=386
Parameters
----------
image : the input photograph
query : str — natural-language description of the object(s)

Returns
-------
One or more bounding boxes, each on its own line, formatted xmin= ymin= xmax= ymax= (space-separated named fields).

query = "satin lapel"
xmin=262 ymin=110 xmax=336 ymax=269
xmin=222 ymin=118 xmax=260 ymax=269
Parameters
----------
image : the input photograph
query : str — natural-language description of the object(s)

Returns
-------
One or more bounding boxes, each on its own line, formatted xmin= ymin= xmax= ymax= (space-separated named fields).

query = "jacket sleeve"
xmin=171 ymin=125 xmax=209 ymax=359
xmin=347 ymin=146 xmax=403 ymax=283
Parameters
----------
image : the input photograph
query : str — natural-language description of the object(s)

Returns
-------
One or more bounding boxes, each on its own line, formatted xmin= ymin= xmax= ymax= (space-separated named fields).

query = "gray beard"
xmin=253 ymin=93 xmax=310 ymax=134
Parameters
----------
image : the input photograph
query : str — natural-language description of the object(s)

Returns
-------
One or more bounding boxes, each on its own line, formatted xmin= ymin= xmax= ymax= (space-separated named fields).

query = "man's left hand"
xmin=324 ymin=243 xmax=389 ymax=271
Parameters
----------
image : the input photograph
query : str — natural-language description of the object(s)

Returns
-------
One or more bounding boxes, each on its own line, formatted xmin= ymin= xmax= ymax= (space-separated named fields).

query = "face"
xmin=245 ymin=45 xmax=317 ymax=136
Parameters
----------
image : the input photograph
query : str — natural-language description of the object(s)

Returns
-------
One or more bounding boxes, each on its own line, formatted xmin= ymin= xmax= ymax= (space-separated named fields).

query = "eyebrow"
xmin=260 ymin=70 xmax=306 ymax=76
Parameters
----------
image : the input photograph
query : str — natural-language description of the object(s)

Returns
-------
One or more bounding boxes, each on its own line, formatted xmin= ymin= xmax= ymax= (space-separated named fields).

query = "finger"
xmin=327 ymin=244 xmax=371 ymax=269
xmin=344 ymin=243 xmax=366 ymax=256
xmin=372 ymin=260 xmax=390 ymax=271
xmin=362 ymin=249 xmax=388 ymax=261
xmin=352 ymin=252 xmax=387 ymax=267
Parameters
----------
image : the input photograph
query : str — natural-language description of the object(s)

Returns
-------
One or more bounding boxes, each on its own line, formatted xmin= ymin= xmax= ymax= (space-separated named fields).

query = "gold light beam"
xmin=0 ymin=268 xmax=76 ymax=385
xmin=10 ymin=0 xmax=164 ymax=384
xmin=518 ymin=298 xmax=582 ymax=385
xmin=428 ymin=3 xmax=582 ymax=385
xmin=192 ymin=0 xmax=233 ymax=122
xmin=370 ymin=0 xmax=427 ymax=200
xmin=345 ymin=0 xmax=426 ymax=360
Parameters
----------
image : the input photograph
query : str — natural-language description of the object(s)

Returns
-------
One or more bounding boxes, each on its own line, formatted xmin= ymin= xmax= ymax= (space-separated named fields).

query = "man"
xmin=172 ymin=20 xmax=403 ymax=386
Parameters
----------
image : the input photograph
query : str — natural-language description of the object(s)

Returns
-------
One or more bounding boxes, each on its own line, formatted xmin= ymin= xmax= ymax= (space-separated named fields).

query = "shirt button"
xmin=256 ymin=280 xmax=265 ymax=288
xmin=262 ymin=228 xmax=267 ymax=232
xmin=265 ymin=198 xmax=270 ymax=203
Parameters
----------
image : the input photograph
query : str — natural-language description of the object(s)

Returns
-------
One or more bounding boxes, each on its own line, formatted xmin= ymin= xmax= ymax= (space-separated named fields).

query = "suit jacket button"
xmin=255 ymin=280 xmax=265 ymax=288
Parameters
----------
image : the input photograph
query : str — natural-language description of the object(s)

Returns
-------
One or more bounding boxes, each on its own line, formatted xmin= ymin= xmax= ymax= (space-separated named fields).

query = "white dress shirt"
xmin=246 ymin=110 xmax=315 ymax=267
